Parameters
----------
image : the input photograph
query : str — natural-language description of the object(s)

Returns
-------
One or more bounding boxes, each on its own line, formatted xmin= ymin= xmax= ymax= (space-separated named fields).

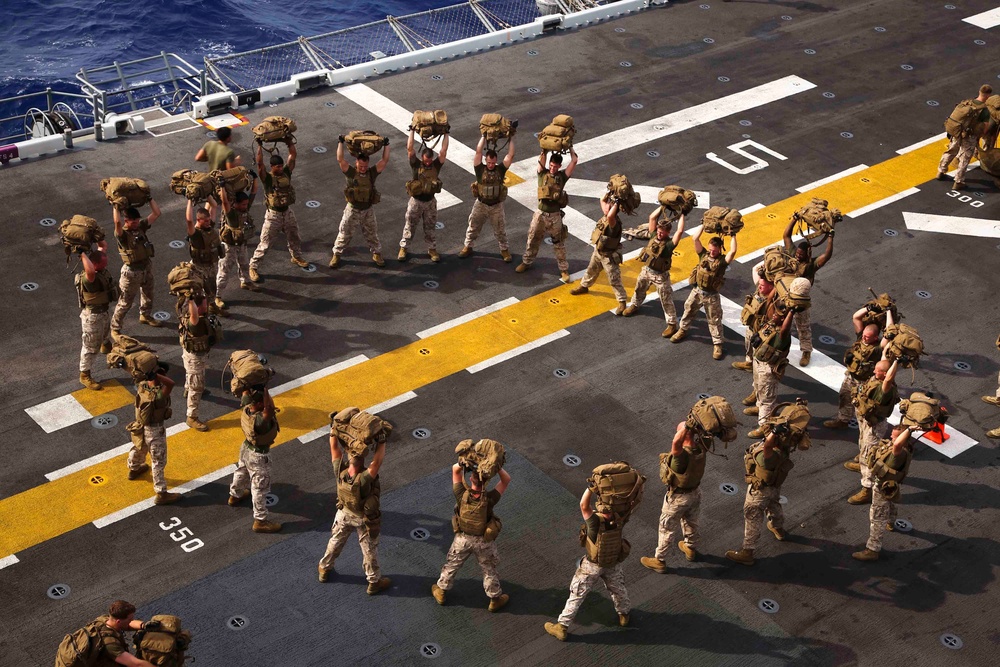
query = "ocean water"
xmin=0 ymin=0 xmax=460 ymax=100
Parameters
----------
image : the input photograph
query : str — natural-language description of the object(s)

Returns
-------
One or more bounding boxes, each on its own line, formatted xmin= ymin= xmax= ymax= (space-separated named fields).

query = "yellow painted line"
xmin=0 ymin=140 xmax=946 ymax=560
xmin=72 ymin=380 xmax=133 ymax=416
xmin=505 ymin=171 xmax=525 ymax=187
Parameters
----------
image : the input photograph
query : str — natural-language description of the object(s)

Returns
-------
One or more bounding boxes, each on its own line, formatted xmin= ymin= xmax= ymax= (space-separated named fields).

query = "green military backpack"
xmin=898 ymin=391 xmax=944 ymax=431
xmin=100 ymin=177 xmax=152 ymax=209
xmin=54 ymin=619 xmax=103 ymax=667
xmin=944 ymin=99 xmax=985 ymax=137
xmin=134 ymin=615 xmax=192 ymax=667
xmin=657 ymin=185 xmax=697 ymax=215
xmin=607 ymin=174 xmax=641 ymax=215
xmin=701 ymin=206 xmax=744 ymax=236
xmin=252 ymin=115 xmax=297 ymax=144
xmin=60 ymin=215 xmax=105 ymax=257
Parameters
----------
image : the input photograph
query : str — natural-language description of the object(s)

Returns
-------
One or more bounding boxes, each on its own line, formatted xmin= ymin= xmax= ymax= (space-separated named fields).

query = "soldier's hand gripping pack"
xmin=860 ymin=289 xmax=902 ymax=329
xmin=773 ymin=276 xmax=812 ymax=313
xmin=227 ymin=349 xmax=275 ymax=396
xmin=657 ymin=185 xmax=698 ymax=216
xmin=107 ymin=335 xmax=160 ymax=382
xmin=344 ymin=129 xmax=387 ymax=158
xmin=170 ymin=169 xmax=216 ymax=202
xmin=479 ymin=113 xmax=516 ymax=141
xmin=330 ymin=407 xmax=393 ymax=458
xmin=700 ymin=206 xmax=744 ymax=236
xmin=538 ymin=114 xmax=575 ymax=152
xmin=211 ymin=166 xmax=253 ymax=202
xmin=587 ymin=462 xmax=645 ymax=522
xmin=133 ymin=614 xmax=192 ymax=667
xmin=606 ymin=174 xmax=641 ymax=215
xmin=761 ymin=246 xmax=800 ymax=282
xmin=411 ymin=109 xmax=450 ymax=140
xmin=59 ymin=215 xmax=105 ymax=257
xmin=883 ymin=323 xmax=924 ymax=368
xmin=252 ymin=115 xmax=297 ymax=144
xmin=455 ymin=438 xmax=506 ymax=482
xmin=167 ymin=261 xmax=205 ymax=298
xmin=764 ymin=399 xmax=812 ymax=450
xmin=685 ymin=396 xmax=739 ymax=444
xmin=100 ymin=177 xmax=152 ymax=209
xmin=791 ymin=197 xmax=841 ymax=242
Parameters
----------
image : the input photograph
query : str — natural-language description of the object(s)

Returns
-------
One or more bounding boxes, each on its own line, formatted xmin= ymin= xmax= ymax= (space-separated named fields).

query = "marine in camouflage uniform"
xmin=516 ymin=149 xmax=577 ymax=284
xmin=431 ymin=464 xmax=511 ymax=611
xmin=544 ymin=487 xmax=631 ymax=641
xmin=318 ymin=432 xmax=391 ymax=595
xmin=76 ymin=245 xmax=117 ymax=391
xmin=672 ymin=228 xmax=738 ymax=360
xmin=571 ymin=196 xmax=627 ymax=313
xmin=185 ymin=200 xmax=226 ymax=314
xmin=229 ymin=387 xmax=281 ymax=533
xmin=249 ymin=142 xmax=308 ymax=282
xmin=725 ymin=431 xmax=792 ymax=566
xmin=398 ymin=127 xmax=448 ymax=262
xmin=622 ymin=208 xmax=687 ymax=336
xmin=781 ymin=217 xmax=834 ymax=367
xmin=936 ymin=85 xmax=993 ymax=190
xmin=110 ymin=202 xmax=163 ymax=334
xmin=177 ymin=295 xmax=220 ymax=432
xmin=217 ymin=186 xmax=260 ymax=294
xmin=745 ymin=299 xmax=796 ymax=439
xmin=331 ymin=137 xmax=390 ymax=268
xmin=853 ymin=425 xmax=913 ymax=561
xmin=460 ymin=133 xmax=516 ymax=261
xmin=984 ymin=332 xmax=1000 ymax=439
xmin=126 ymin=368 xmax=180 ymax=505
xmin=733 ymin=260 xmax=770 ymax=373
xmin=824 ymin=307 xmax=883 ymax=429
xmin=848 ymin=358 xmax=899 ymax=506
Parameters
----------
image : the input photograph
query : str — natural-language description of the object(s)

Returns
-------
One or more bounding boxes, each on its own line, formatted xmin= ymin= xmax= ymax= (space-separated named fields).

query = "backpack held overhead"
xmin=883 ymin=323 xmax=924 ymax=368
xmin=226 ymin=349 xmax=275 ymax=396
xmin=764 ymin=399 xmax=812 ymax=450
xmin=479 ymin=113 xmax=516 ymax=141
xmin=107 ymin=335 xmax=159 ymax=382
xmin=898 ymin=391 xmax=946 ymax=431
xmin=761 ymin=246 xmax=800 ymax=283
xmin=538 ymin=114 xmax=575 ymax=152
xmin=167 ymin=262 xmax=204 ymax=297
xmin=411 ymin=109 xmax=450 ymax=141
xmin=133 ymin=614 xmax=192 ymax=667
xmin=344 ymin=129 xmax=386 ymax=158
xmin=700 ymin=206 xmax=744 ymax=236
xmin=331 ymin=407 xmax=393 ymax=458
xmin=587 ymin=462 xmax=645 ymax=523
xmin=100 ymin=177 xmax=152 ymax=209
xmin=169 ymin=169 xmax=216 ymax=202
xmin=59 ymin=215 xmax=105 ymax=257
xmin=253 ymin=115 xmax=297 ymax=144
xmin=455 ymin=438 xmax=507 ymax=482
xmin=791 ymin=197 xmax=841 ymax=243
xmin=606 ymin=174 xmax=641 ymax=215
xmin=211 ymin=166 xmax=253 ymax=201
xmin=685 ymin=396 xmax=739 ymax=443
xmin=657 ymin=185 xmax=698 ymax=215
xmin=773 ymin=276 xmax=812 ymax=313
xmin=860 ymin=289 xmax=901 ymax=329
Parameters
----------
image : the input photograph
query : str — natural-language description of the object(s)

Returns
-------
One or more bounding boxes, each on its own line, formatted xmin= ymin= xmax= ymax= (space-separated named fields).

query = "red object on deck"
xmin=923 ymin=421 xmax=950 ymax=444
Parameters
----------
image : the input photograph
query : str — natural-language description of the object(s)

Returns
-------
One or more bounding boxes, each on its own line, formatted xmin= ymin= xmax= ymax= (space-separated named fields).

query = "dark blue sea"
xmin=0 ymin=0 xmax=459 ymax=100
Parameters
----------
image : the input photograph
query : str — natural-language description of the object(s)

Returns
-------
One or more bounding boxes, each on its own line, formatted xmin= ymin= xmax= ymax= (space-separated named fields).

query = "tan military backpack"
xmin=765 ymin=399 xmax=812 ymax=450
xmin=685 ymin=396 xmax=739 ymax=443
xmin=479 ymin=113 xmax=515 ymax=140
xmin=100 ymin=177 xmax=152 ymax=209
xmin=331 ymin=407 xmax=392 ymax=458
xmin=59 ymin=215 xmax=105 ymax=257
xmin=883 ymin=323 xmax=925 ymax=368
xmin=538 ymin=114 xmax=575 ymax=152
xmin=211 ymin=166 xmax=252 ymax=201
xmin=455 ymin=438 xmax=506 ymax=482
xmin=898 ymin=391 xmax=944 ymax=430
xmin=169 ymin=169 xmax=215 ymax=202
xmin=344 ymin=129 xmax=386 ymax=158
xmin=252 ymin=115 xmax=297 ymax=144
xmin=107 ymin=335 xmax=159 ymax=382
xmin=226 ymin=349 xmax=275 ymax=396
xmin=134 ymin=614 xmax=192 ymax=667
xmin=605 ymin=174 xmax=641 ymax=215
xmin=790 ymin=197 xmax=841 ymax=242
xmin=588 ymin=462 xmax=644 ymax=523
xmin=944 ymin=99 xmax=985 ymax=137
xmin=701 ymin=206 xmax=744 ymax=236
xmin=657 ymin=185 xmax=698 ymax=215
xmin=411 ymin=109 xmax=450 ymax=140
xmin=167 ymin=262 xmax=204 ymax=297
xmin=762 ymin=246 xmax=800 ymax=282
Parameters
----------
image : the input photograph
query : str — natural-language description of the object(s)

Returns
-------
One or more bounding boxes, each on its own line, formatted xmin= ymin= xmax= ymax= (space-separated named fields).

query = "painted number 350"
xmin=945 ymin=190 xmax=985 ymax=207
xmin=159 ymin=516 xmax=204 ymax=552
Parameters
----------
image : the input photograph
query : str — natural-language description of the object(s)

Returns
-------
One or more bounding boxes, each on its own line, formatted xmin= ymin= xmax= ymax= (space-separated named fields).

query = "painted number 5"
xmin=706 ymin=139 xmax=789 ymax=174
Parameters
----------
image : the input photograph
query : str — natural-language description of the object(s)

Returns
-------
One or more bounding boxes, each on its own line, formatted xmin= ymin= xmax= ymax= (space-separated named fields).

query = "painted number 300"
xmin=945 ymin=190 xmax=985 ymax=207
xmin=159 ymin=516 xmax=204 ymax=552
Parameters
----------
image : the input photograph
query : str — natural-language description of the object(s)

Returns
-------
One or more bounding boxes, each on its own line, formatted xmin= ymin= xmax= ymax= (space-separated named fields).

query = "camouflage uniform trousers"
xmin=937 ymin=133 xmax=977 ymax=184
xmin=837 ymin=373 xmax=860 ymax=423
xmin=995 ymin=369 xmax=1000 ymax=399
xmin=752 ymin=357 xmax=786 ymax=426
xmin=579 ymin=249 xmax=627 ymax=304
xmin=250 ymin=208 xmax=302 ymax=269
xmin=229 ymin=442 xmax=271 ymax=522
xmin=742 ymin=484 xmax=783 ymax=551
xmin=866 ymin=485 xmax=897 ymax=552
xmin=181 ymin=349 xmax=207 ymax=420
xmin=522 ymin=210 xmax=569 ymax=272
xmin=111 ymin=264 xmax=154 ymax=331
xmin=742 ymin=326 xmax=754 ymax=363
xmin=678 ymin=287 xmax=724 ymax=345
xmin=435 ymin=532 xmax=503 ymax=598
xmin=557 ymin=557 xmax=630 ymax=626
xmin=127 ymin=424 xmax=168 ymax=494
xmin=332 ymin=204 xmax=382 ymax=256
xmin=857 ymin=418 xmax=888 ymax=489
xmin=318 ymin=508 xmax=381 ymax=583
xmin=653 ymin=488 xmax=701 ymax=560
xmin=629 ymin=266 xmax=678 ymax=325
xmin=463 ymin=199 xmax=508 ymax=251
xmin=216 ymin=242 xmax=251 ymax=293
xmin=192 ymin=260 xmax=218 ymax=303
xmin=399 ymin=197 xmax=437 ymax=251
xmin=794 ymin=308 xmax=812 ymax=353
xmin=79 ymin=308 xmax=111 ymax=373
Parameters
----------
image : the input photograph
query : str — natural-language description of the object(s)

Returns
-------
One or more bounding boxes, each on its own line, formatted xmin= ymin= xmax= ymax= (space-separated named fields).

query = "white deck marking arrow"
xmin=963 ymin=7 xmax=1000 ymax=29
xmin=902 ymin=212 xmax=1000 ymax=238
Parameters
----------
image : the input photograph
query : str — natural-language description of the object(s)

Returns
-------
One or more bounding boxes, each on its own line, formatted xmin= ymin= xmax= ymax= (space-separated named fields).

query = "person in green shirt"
xmin=853 ymin=424 xmax=913 ymax=561
xmin=849 ymin=357 xmax=899 ymax=505
xmin=936 ymin=84 xmax=993 ymax=190
xmin=782 ymin=217 xmax=834 ymax=367
xmin=516 ymin=148 xmax=577 ymax=283
xmin=194 ymin=126 xmax=237 ymax=172
xmin=460 ymin=131 xmax=516 ymax=261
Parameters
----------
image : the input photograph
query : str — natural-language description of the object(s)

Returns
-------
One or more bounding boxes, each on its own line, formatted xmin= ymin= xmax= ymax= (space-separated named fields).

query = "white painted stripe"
xmin=795 ymin=164 xmax=869 ymax=192
xmin=896 ymin=133 xmax=947 ymax=155
xmin=46 ymin=443 xmax=133 ymax=481
xmin=716 ymin=295 xmax=977 ymax=458
xmin=299 ymin=426 xmax=329 ymax=444
xmin=270 ymin=355 xmax=369 ymax=395
xmin=947 ymin=160 xmax=979 ymax=177
xmin=166 ymin=422 xmax=190 ymax=437
xmin=436 ymin=189 xmax=462 ymax=210
xmin=25 ymin=394 xmax=93 ymax=434
xmin=846 ymin=188 xmax=920 ymax=218
xmin=963 ymin=7 xmax=1000 ymax=29
xmin=903 ymin=211 xmax=1000 ymax=238
xmin=736 ymin=234 xmax=804 ymax=265
xmin=0 ymin=555 xmax=19 ymax=570
xmin=417 ymin=297 xmax=520 ymax=338
xmin=466 ymin=330 xmax=571 ymax=374
xmin=93 ymin=465 xmax=237 ymax=528
xmin=368 ymin=390 xmax=418 ymax=414
xmin=568 ymin=179 xmax=710 ymax=210
xmin=739 ymin=203 xmax=766 ymax=215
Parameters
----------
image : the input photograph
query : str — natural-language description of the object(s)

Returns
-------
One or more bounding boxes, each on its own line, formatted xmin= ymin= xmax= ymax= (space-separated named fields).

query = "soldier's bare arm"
xmin=672 ymin=213 xmax=686 ymax=246
xmin=495 ymin=468 xmax=511 ymax=495
xmin=564 ymin=148 xmax=578 ymax=178
xmin=579 ymin=487 xmax=594 ymax=520
xmin=503 ymin=134 xmax=515 ymax=168
xmin=725 ymin=234 xmax=738 ymax=264
xmin=368 ymin=440 xmax=387 ymax=478
xmin=147 ymin=198 xmax=161 ymax=225
xmin=438 ymin=133 xmax=449 ymax=164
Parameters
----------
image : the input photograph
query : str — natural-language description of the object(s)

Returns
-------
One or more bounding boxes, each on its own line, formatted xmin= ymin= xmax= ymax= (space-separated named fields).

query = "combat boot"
xmin=428 ymin=249 xmax=441 ymax=263
xmin=559 ymin=271 xmax=571 ymax=284
xmin=488 ymin=594 xmax=509 ymax=612
xmin=366 ymin=576 xmax=391 ymax=595
xmin=988 ymin=427 xmax=1000 ymax=439
xmin=328 ymin=255 xmax=340 ymax=269
xmin=824 ymin=418 xmax=849 ymax=429
xmin=767 ymin=521 xmax=786 ymax=541
xmin=678 ymin=541 xmax=697 ymax=562
xmin=228 ymin=491 xmax=248 ymax=507
xmin=936 ymin=171 xmax=949 ymax=181
xmin=982 ymin=395 xmax=1000 ymax=407
xmin=252 ymin=519 xmax=282 ymax=533
xmin=621 ymin=304 xmax=638 ymax=317
xmin=614 ymin=303 xmax=627 ymax=316
xmin=843 ymin=454 xmax=861 ymax=471
xmin=725 ymin=549 xmax=755 ymax=566
xmin=318 ymin=566 xmax=333 ymax=583
xmin=661 ymin=324 xmax=678 ymax=338
xmin=852 ymin=548 xmax=879 ymax=562
xmin=458 ymin=246 xmax=473 ymax=258
xmin=713 ymin=344 xmax=724 ymax=360
xmin=139 ymin=314 xmax=163 ymax=328
xmin=732 ymin=360 xmax=753 ymax=371
xmin=154 ymin=491 xmax=182 ymax=505
xmin=570 ymin=285 xmax=589 ymax=296
xmin=670 ymin=329 xmax=688 ymax=343
xmin=515 ymin=262 xmax=530 ymax=273
xmin=640 ymin=556 xmax=667 ymax=573
xmin=848 ymin=487 xmax=872 ymax=505
xmin=544 ymin=622 xmax=568 ymax=641
xmin=213 ymin=297 xmax=228 ymax=313
xmin=619 ymin=613 xmax=629 ymax=627
xmin=186 ymin=417 xmax=209 ymax=432
xmin=747 ymin=426 xmax=766 ymax=439
xmin=397 ymin=247 xmax=408 ymax=262
xmin=241 ymin=280 xmax=261 ymax=292
xmin=127 ymin=463 xmax=149 ymax=480
xmin=799 ymin=350 xmax=811 ymax=367
xmin=100 ymin=341 xmax=113 ymax=354
xmin=742 ymin=390 xmax=757 ymax=406
xmin=743 ymin=406 xmax=759 ymax=416
xmin=500 ymin=249 xmax=512 ymax=263
xmin=953 ymin=182 xmax=966 ymax=191
xmin=372 ymin=253 xmax=385 ymax=268
xmin=290 ymin=256 xmax=309 ymax=268
xmin=431 ymin=584 xmax=446 ymax=605
xmin=79 ymin=371 xmax=103 ymax=391
xmin=249 ymin=267 xmax=262 ymax=282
